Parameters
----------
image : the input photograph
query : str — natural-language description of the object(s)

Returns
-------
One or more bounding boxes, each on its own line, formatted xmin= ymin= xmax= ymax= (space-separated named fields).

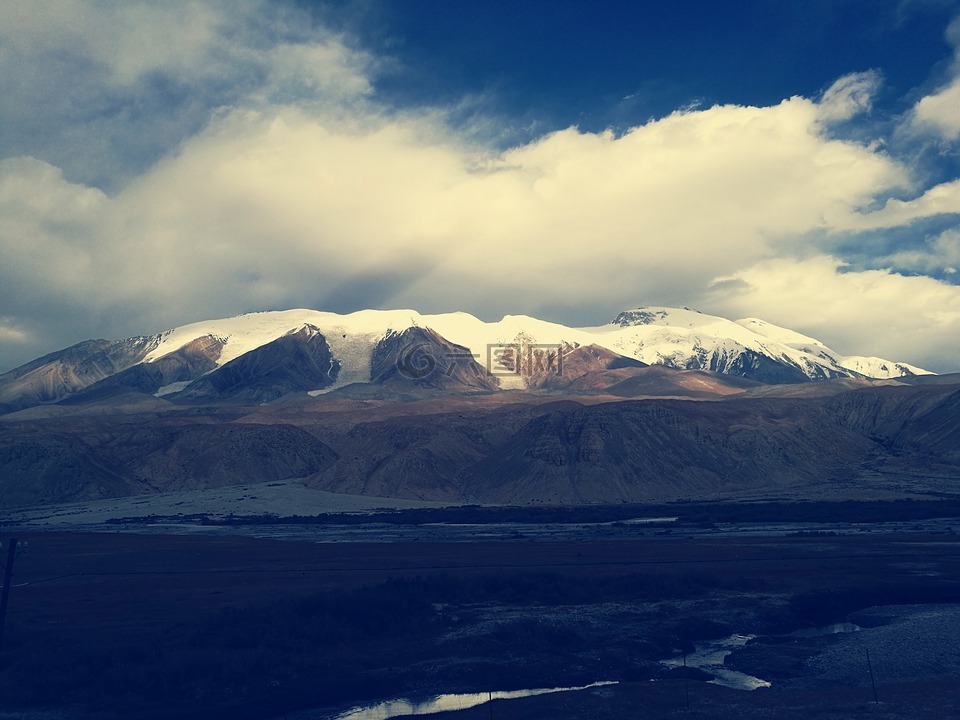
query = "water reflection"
xmin=662 ymin=622 xmax=862 ymax=691
xmin=663 ymin=634 xmax=771 ymax=690
xmin=323 ymin=624 xmax=863 ymax=719
xmin=334 ymin=681 xmax=617 ymax=720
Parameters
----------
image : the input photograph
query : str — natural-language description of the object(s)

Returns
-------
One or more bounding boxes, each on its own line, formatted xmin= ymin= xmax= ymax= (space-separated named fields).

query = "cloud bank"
xmin=1 ymin=1 xmax=960 ymax=373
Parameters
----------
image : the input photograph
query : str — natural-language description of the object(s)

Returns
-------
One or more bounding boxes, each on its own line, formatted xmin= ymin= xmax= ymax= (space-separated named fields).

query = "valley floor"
xmin=1 ymin=504 xmax=959 ymax=720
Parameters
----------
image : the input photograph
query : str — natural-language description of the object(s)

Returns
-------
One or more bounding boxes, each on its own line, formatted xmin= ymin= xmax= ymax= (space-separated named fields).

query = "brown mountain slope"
xmin=370 ymin=326 xmax=499 ymax=392
xmin=460 ymin=397 xmax=881 ymax=504
xmin=2 ymin=382 xmax=959 ymax=507
xmin=0 ymin=336 xmax=159 ymax=410
xmin=603 ymin=365 xmax=761 ymax=398
xmin=66 ymin=335 xmax=224 ymax=401
xmin=175 ymin=325 xmax=340 ymax=403
xmin=307 ymin=405 xmax=540 ymax=501
xmin=0 ymin=419 xmax=339 ymax=506
xmin=526 ymin=344 xmax=645 ymax=390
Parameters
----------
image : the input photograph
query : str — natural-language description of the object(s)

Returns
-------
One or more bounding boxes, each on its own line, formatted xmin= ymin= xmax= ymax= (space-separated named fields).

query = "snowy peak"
xmin=734 ymin=318 xmax=827 ymax=351
xmin=0 ymin=306 xmax=934 ymax=410
xmin=838 ymin=356 xmax=931 ymax=380
xmin=613 ymin=307 xmax=703 ymax=327
xmin=604 ymin=307 xmax=931 ymax=382
xmin=144 ymin=309 xmax=424 ymax=367
xmin=731 ymin=317 xmax=933 ymax=380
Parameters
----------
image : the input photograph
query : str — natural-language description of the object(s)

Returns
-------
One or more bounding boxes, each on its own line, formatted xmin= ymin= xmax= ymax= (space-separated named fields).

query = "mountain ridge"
xmin=0 ymin=306 xmax=933 ymax=412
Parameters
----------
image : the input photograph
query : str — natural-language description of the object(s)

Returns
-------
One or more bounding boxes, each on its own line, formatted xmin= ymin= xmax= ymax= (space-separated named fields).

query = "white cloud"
xmin=840 ymin=178 xmax=960 ymax=229
xmin=708 ymin=255 xmax=960 ymax=371
xmin=0 ymin=157 xmax=107 ymax=300
xmin=0 ymin=91 xmax=913 ymax=366
xmin=817 ymin=71 xmax=882 ymax=122
xmin=0 ymin=1 xmax=223 ymax=85
xmin=0 ymin=0 xmax=375 ymax=189
xmin=0 ymin=318 xmax=30 ymax=345
xmin=0 ymin=0 xmax=371 ymax=93
xmin=877 ymin=228 xmax=960 ymax=274
xmin=910 ymin=17 xmax=960 ymax=140
xmin=84 ymin=95 xmax=907 ymax=309
xmin=260 ymin=42 xmax=376 ymax=104
xmin=913 ymin=80 xmax=960 ymax=139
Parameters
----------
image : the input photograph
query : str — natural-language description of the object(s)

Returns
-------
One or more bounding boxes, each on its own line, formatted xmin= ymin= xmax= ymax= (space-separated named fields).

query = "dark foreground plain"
xmin=1 ymin=505 xmax=960 ymax=720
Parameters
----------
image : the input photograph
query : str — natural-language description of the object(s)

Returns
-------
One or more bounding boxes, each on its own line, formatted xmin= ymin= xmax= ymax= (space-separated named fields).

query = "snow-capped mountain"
xmin=141 ymin=306 xmax=932 ymax=382
xmin=0 ymin=306 xmax=932 ymax=410
xmin=833 ymin=356 xmax=930 ymax=379
xmin=606 ymin=308 xmax=930 ymax=383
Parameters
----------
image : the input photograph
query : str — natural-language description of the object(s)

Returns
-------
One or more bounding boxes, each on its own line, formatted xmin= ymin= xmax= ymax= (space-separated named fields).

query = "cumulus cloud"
xmin=0 ymin=94 xmax=909 ymax=362
xmin=0 ymin=0 xmax=375 ymax=190
xmin=910 ymin=17 xmax=960 ymax=140
xmin=914 ymin=76 xmax=960 ymax=140
xmin=708 ymin=256 xmax=960 ymax=372
xmin=0 ymin=157 xmax=107 ymax=304
xmin=1 ymin=1 xmax=960 ymax=373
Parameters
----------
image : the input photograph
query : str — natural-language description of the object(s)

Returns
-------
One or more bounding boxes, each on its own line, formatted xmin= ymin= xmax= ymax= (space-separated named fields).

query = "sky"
xmin=2 ymin=0 xmax=960 ymax=374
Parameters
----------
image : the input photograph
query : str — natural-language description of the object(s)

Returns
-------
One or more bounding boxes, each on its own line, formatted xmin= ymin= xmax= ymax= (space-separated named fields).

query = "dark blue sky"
xmin=310 ymin=0 xmax=959 ymax=137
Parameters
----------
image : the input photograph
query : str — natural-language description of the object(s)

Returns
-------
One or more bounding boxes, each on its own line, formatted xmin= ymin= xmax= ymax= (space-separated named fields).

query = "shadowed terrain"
xmin=2 ymin=379 xmax=959 ymax=508
xmin=0 ymin=515 xmax=958 ymax=720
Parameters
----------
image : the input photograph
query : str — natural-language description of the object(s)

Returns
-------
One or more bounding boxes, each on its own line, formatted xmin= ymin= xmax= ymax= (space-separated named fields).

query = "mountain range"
xmin=0 ymin=306 xmax=931 ymax=412
xmin=2 ymin=307 xmax=956 ymax=510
